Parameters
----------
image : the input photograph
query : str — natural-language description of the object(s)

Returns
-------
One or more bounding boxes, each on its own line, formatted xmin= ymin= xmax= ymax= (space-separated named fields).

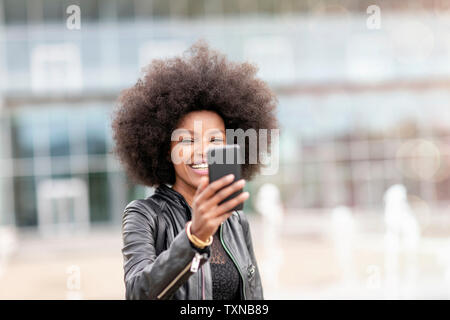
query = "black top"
xmin=122 ymin=183 xmax=264 ymax=300
xmin=210 ymin=230 xmax=241 ymax=300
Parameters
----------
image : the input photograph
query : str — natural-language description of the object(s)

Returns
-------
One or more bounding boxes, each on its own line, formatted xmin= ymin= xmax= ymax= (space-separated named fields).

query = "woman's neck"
xmin=172 ymin=179 xmax=196 ymax=208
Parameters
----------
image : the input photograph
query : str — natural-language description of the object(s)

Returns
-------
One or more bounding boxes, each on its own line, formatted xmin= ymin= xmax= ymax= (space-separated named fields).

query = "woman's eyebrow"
xmin=176 ymin=129 xmax=194 ymax=135
xmin=208 ymin=129 xmax=225 ymax=135
xmin=179 ymin=129 xmax=224 ymax=135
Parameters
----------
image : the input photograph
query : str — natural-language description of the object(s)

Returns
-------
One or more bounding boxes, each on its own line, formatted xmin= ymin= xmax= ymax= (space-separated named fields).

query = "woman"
xmin=112 ymin=41 xmax=278 ymax=300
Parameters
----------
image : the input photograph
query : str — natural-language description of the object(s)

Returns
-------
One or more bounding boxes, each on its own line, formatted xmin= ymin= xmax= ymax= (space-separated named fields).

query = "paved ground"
xmin=1 ymin=213 xmax=450 ymax=299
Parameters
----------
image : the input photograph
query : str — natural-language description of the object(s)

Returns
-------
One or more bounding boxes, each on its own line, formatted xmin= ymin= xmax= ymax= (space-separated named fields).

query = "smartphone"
xmin=207 ymin=144 xmax=244 ymax=211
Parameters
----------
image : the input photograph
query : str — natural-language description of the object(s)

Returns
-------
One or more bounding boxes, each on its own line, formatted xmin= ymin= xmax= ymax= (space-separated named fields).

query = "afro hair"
xmin=111 ymin=40 xmax=278 ymax=187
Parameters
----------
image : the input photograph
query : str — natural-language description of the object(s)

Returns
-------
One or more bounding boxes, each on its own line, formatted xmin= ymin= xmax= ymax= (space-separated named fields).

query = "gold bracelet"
xmin=186 ymin=221 xmax=208 ymax=249
xmin=186 ymin=221 xmax=213 ymax=249
xmin=186 ymin=221 xmax=213 ymax=248
xmin=191 ymin=231 xmax=213 ymax=247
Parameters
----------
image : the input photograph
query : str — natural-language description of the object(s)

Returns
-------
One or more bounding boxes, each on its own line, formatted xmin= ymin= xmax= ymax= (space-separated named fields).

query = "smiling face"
xmin=170 ymin=110 xmax=226 ymax=200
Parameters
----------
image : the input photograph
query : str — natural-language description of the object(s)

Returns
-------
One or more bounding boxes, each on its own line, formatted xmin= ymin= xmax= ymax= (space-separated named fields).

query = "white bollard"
xmin=330 ymin=206 xmax=357 ymax=293
xmin=383 ymin=184 xmax=420 ymax=299
xmin=436 ymin=244 xmax=450 ymax=299
xmin=255 ymin=183 xmax=284 ymax=297
xmin=0 ymin=225 xmax=18 ymax=278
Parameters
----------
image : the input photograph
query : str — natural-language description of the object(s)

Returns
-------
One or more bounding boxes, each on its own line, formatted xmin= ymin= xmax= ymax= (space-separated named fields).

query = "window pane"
xmin=4 ymin=0 xmax=27 ymax=24
xmin=13 ymin=176 xmax=37 ymax=227
xmin=79 ymin=0 xmax=100 ymax=21
xmin=11 ymin=116 xmax=34 ymax=159
xmin=88 ymin=172 xmax=110 ymax=222
xmin=42 ymin=0 xmax=64 ymax=22
xmin=86 ymin=108 xmax=107 ymax=155
xmin=117 ymin=0 xmax=135 ymax=20
xmin=49 ymin=109 xmax=70 ymax=157
xmin=5 ymin=40 xmax=30 ymax=73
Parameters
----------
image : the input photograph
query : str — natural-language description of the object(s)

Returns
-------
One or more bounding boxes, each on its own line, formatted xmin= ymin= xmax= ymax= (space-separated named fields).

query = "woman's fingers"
xmin=203 ymin=178 xmax=246 ymax=210
xmin=194 ymin=176 xmax=209 ymax=197
xmin=213 ymin=211 xmax=234 ymax=227
xmin=191 ymin=177 xmax=249 ymax=241
xmin=214 ymin=191 xmax=249 ymax=217
xmin=195 ymin=174 xmax=235 ymax=205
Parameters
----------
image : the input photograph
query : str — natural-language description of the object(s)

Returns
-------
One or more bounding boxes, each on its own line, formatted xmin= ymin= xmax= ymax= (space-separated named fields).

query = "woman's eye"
xmin=211 ymin=137 xmax=224 ymax=143
xmin=181 ymin=138 xmax=194 ymax=143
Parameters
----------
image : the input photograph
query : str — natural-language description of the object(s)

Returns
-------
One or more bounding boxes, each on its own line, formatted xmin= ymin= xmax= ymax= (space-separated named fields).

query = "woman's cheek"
xmin=171 ymin=144 xmax=193 ymax=165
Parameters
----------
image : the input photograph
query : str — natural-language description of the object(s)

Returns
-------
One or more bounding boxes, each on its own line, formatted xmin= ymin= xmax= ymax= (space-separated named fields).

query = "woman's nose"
xmin=193 ymin=140 xmax=208 ymax=162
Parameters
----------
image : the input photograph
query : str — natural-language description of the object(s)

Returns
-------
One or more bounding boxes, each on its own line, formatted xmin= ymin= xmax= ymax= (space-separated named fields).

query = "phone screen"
xmin=207 ymin=144 xmax=243 ymax=211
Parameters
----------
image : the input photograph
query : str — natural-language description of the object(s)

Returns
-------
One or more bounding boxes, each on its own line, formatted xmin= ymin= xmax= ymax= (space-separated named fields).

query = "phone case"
xmin=207 ymin=144 xmax=243 ymax=211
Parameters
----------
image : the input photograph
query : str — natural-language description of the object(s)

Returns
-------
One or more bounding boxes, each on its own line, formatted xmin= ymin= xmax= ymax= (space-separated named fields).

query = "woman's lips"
xmin=189 ymin=164 xmax=209 ymax=176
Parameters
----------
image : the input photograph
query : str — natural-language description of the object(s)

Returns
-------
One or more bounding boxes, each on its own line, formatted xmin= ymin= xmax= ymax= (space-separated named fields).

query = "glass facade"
xmin=276 ymin=92 xmax=450 ymax=211
xmin=6 ymin=104 xmax=130 ymax=227
xmin=0 ymin=0 xmax=449 ymax=230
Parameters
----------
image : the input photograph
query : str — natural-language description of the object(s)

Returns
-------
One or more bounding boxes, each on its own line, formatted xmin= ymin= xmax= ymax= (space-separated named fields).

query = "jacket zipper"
xmin=201 ymin=266 xmax=205 ymax=300
xmin=220 ymin=223 xmax=246 ymax=300
xmin=157 ymin=252 xmax=202 ymax=299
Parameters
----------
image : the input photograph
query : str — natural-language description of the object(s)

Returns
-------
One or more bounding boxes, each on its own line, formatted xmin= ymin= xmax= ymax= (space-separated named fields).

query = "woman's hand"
xmin=190 ymin=174 xmax=249 ymax=242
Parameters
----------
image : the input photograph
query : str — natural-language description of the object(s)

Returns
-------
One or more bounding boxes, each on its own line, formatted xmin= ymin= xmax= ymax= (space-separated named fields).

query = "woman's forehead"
xmin=176 ymin=128 xmax=225 ymax=136
xmin=176 ymin=110 xmax=225 ymax=131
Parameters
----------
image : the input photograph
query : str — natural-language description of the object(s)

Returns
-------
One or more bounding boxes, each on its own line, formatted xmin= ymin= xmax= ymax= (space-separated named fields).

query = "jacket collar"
xmin=154 ymin=184 xmax=192 ymax=217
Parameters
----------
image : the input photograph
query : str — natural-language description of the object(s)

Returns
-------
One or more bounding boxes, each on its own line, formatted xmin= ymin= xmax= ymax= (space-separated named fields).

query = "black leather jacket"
xmin=121 ymin=184 xmax=264 ymax=300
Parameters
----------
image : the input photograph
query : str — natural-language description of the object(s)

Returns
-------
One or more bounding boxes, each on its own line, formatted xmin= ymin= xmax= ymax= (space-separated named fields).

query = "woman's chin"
xmin=188 ymin=171 xmax=209 ymax=188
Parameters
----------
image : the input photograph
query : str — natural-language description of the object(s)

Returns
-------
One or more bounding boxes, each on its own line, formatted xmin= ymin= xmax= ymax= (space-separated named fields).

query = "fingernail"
xmin=227 ymin=174 xmax=235 ymax=180
xmin=238 ymin=179 xmax=246 ymax=186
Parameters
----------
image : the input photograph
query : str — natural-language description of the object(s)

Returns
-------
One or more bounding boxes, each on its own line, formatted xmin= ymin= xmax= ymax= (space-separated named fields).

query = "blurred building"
xmin=0 ymin=0 xmax=449 ymax=234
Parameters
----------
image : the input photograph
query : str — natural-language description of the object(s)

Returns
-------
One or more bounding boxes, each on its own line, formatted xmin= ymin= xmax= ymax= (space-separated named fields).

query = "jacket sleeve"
xmin=121 ymin=200 xmax=210 ymax=300
xmin=238 ymin=211 xmax=264 ymax=300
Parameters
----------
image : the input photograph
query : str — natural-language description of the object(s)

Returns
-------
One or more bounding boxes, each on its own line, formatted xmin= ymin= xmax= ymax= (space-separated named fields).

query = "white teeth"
xmin=191 ymin=163 xmax=208 ymax=169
